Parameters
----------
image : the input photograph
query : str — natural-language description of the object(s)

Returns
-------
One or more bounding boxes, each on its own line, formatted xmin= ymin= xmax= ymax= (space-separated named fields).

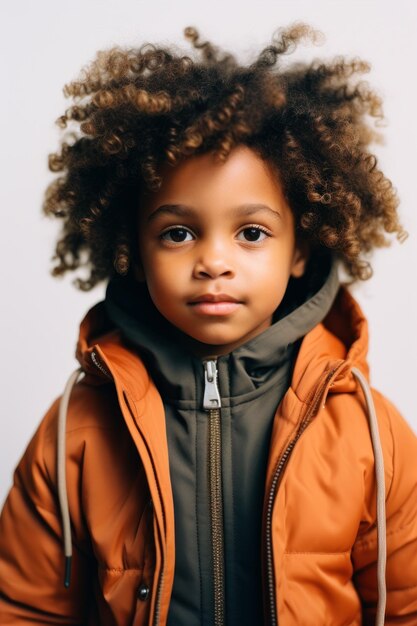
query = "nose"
xmin=192 ymin=237 xmax=235 ymax=280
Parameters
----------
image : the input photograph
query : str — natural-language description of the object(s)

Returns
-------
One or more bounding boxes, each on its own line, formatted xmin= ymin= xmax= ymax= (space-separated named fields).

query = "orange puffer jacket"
xmin=1 ymin=285 xmax=417 ymax=626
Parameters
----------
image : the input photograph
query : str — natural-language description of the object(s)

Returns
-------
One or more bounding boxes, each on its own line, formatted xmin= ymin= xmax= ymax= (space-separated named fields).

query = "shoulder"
xmin=9 ymin=373 xmax=143 ymax=526
xmin=15 ymin=376 xmax=128 ymax=488
xmin=357 ymin=387 xmax=417 ymax=498
xmin=44 ymin=377 xmax=122 ymax=440
xmin=370 ymin=388 xmax=417 ymax=515
xmin=329 ymin=385 xmax=417 ymax=525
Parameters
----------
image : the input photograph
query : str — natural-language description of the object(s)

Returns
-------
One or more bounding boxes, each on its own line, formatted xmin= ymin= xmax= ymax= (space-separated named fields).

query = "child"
xmin=1 ymin=22 xmax=416 ymax=626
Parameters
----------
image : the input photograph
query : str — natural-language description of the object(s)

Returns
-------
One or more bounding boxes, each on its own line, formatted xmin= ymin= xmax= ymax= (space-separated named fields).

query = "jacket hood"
xmin=75 ymin=254 xmax=370 ymax=402
xmin=102 ymin=251 xmax=341 ymax=405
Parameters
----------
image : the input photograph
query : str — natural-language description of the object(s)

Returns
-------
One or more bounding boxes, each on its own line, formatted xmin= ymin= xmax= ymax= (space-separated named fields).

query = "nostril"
xmin=195 ymin=267 xmax=234 ymax=279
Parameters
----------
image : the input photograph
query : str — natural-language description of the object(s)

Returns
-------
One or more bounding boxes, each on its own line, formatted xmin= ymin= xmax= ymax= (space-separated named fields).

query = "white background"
xmin=1 ymin=0 xmax=416 ymax=506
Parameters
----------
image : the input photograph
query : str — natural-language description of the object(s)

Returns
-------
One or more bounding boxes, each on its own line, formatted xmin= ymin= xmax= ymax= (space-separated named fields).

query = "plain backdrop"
xmin=1 ymin=0 xmax=416 ymax=506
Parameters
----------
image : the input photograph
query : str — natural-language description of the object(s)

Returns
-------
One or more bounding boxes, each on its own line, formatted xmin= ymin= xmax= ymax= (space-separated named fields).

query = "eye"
xmin=237 ymin=225 xmax=271 ymax=242
xmin=160 ymin=227 xmax=194 ymax=243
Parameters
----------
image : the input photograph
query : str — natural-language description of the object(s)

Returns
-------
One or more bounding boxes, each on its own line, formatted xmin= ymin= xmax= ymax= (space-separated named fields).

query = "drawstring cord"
xmin=56 ymin=364 xmax=386 ymax=625
xmin=57 ymin=366 xmax=84 ymax=588
xmin=351 ymin=367 xmax=387 ymax=626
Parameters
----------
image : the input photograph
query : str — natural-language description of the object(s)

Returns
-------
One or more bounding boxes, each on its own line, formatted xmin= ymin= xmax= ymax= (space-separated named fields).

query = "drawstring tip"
xmin=64 ymin=556 xmax=72 ymax=588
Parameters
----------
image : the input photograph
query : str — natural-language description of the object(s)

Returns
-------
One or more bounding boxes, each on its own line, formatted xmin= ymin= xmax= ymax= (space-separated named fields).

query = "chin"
xmin=190 ymin=332 xmax=237 ymax=347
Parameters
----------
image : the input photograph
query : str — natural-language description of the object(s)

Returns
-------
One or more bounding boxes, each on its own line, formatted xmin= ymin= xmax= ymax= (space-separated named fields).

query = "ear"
xmin=290 ymin=240 xmax=310 ymax=278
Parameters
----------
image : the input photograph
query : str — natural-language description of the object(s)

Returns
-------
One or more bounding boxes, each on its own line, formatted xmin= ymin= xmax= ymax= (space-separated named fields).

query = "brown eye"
xmin=238 ymin=227 xmax=269 ymax=242
xmin=160 ymin=227 xmax=193 ymax=243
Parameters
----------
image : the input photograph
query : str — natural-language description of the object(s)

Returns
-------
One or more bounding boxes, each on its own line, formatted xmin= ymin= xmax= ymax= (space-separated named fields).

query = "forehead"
xmin=139 ymin=145 xmax=289 ymax=216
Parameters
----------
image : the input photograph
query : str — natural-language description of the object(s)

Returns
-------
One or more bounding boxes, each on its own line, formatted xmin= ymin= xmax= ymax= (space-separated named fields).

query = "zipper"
xmin=153 ymin=560 xmax=165 ymax=626
xmin=203 ymin=359 xmax=225 ymax=626
xmin=265 ymin=362 xmax=346 ymax=626
xmin=90 ymin=349 xmax=113 ymax=379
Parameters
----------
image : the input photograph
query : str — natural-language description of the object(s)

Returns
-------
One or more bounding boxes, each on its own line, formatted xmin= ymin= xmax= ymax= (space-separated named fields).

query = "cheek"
xmin=243 ymin=250 xmax=294 ymax=302
xmin=145 ymin=254 xmax=184 ymax=296
xmin=242 ymin=246 xmax=293 ymax=281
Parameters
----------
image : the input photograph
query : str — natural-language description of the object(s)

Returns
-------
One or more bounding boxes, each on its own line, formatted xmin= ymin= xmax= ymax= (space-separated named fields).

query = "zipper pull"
xmin=203 ymin=359 xmax=221 ymax=410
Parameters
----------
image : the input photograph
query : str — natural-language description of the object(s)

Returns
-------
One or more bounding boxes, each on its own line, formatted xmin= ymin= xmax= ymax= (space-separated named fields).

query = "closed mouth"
xmin=187 ymin=300 xmax=242 ymax=316
xmin=188 ymin=293 xmax=241 ymax=304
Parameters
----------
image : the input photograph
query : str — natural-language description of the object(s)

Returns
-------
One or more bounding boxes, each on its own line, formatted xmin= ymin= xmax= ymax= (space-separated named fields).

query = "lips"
xmin=187 ymin=293 xmax=243 ymax=316
xmin=188 ymin=293 xmax=241 ymax=304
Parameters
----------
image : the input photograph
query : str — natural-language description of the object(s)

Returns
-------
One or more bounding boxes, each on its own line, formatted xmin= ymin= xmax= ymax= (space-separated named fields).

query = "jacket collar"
xmin=101 ymin=252 xmax=341 ymax=404
xmin=76 ymin=273 xmax=369 ymax=405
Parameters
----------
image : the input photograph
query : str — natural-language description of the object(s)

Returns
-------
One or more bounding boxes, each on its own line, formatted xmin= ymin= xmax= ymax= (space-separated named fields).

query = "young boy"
xmin=1 ymin=23 xmax=417 ymax=626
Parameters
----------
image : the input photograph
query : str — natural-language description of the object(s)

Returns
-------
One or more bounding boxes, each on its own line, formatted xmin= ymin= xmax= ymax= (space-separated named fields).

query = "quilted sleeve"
xmin=352 ymin=390 xmax=417 ymax=625
xmin=0 ymin=396 xmax=93 ymax=624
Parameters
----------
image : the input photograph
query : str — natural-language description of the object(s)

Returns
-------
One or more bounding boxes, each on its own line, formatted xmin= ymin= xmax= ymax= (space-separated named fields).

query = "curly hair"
xmin=43 ymin=22 xmax=408 ymax=291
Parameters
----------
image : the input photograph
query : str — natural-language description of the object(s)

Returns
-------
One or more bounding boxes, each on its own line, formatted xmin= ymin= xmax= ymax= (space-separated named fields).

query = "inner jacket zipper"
xmin=203 ymin=359 xmax=225 ymax=626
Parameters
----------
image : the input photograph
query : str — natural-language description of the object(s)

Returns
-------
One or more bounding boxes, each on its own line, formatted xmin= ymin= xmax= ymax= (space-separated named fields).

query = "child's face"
xmin=135 ymin=145 xmax=308 ymax=357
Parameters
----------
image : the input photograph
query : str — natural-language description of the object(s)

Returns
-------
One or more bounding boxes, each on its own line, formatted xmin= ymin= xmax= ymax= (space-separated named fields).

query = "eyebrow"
xmin=147 ymin=203 xmax=282 ymax=223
